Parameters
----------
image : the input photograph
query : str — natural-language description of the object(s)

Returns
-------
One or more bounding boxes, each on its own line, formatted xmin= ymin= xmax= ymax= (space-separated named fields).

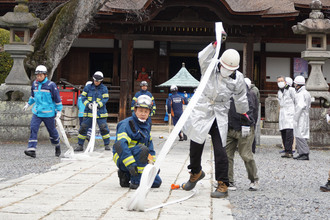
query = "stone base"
xmin=0 ymin=101 xmax=48 ymax=141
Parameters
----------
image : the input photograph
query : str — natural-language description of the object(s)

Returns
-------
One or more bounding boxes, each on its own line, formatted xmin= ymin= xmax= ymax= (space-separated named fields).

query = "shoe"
xmin=24 ymin=149 xmax=36 ymax=158
xmin=281 ymin=153 xmax=292 ymax=158
xmin=228 ymin=182 xmax=237 ymax=191
xmin=104 ymin=145 xmax=111 ymax=151
xmin=55 ymin=146 xmax=61 ymax=157
xmin=320 ymin=181 xmax=330 ymax=192
xmin=295 ymin=154 xmax=309 ymax=160
xmin=74 ymin=144 xmax=84 ymax=151
xmin=249 ymin=181 xmax=259 ymax=191
xmin=129 ymin=182 xmax=139 ymax=189
xmin=117 ymin=170 xmax=130 ymax=187
xmin=179 ymin=137 xmax=184 ymax=141
xmin=279 ymin=150 xmax=285 ymax=154
xmin=183 ymin=134 xmax=188 ymax=141
xmin=211 ymin=181 xmax=228 ymax=198
xmin=182 ymin=170 xmax=205 ymax=191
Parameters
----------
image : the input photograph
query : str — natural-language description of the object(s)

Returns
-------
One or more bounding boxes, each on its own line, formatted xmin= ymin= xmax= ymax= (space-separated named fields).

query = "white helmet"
xmin=285 ymin=77 xmax=293 ymax=86
xmin=140 ymin=81 xmax=148 ymax=87
xmin=135 ymin=95 xmax=153 ymax=110
xmin=93 ymin=71 xmax=104 ymax=81
xmin=294 ymin=75 xmax=305 ymax=85
xmin=244 ymin=78 xmax=252 ymax=89
xmin=219 ymin=49 xmax=240 ymax=71
xmin=170 ymin=85 xmax=178 ymax=92
xmin=35 ymin=65 xmax=47 ymax=74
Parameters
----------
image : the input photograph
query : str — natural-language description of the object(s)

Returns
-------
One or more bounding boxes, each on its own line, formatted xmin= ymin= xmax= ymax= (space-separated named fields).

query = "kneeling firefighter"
xmin=113 ymin=95 xmax=162 ymax=189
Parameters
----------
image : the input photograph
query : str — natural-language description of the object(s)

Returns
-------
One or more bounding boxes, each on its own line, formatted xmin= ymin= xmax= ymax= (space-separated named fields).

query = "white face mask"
xmin=277 ymin=81 xmax=285 ymax=89
xmin=138 ymin=118 xmax=146 ymax=123
xmin=220 ymin=66 xmax=233 ymax=77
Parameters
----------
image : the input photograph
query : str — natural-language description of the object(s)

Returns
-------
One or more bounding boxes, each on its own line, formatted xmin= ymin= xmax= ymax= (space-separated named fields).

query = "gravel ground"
xmin=229 ymin=144 xmax=330 ymax=220
xmin=0 ymin=138 xmax=329 ymax=219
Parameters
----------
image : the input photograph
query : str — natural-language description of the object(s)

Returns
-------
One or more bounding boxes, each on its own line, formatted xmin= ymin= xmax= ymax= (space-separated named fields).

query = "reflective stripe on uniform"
xmin=117 ymin=132 xmax=131 ymax=143
xmin=137 ymin=166 xmax=144 ymax=173
xmin=103 ymin=93 xmax=109 ymax=98
xmin=78 ymin=134 xmax=86 ymax=139
xmin=123 ymin=156 xmax=136 ymax=167
xmin=102 ymin=133 xmax=110 ymax=139
xmin=113 ymin=152 xmax=119 ymax=164
xmin=81 ymin=91 xmax=87 ymax=96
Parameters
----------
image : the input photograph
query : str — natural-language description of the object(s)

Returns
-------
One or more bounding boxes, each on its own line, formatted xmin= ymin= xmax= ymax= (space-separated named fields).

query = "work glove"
xmin=241 ymin=126 xmax=250 ymax=138
xmin=128 ymin=165 xmax=138 ymax=177
xmin=327 ymin=114 xmax=330 ymax=125
xmin=240 ymin=113 xmax=252 ymax=126
xmin=55 ymin=111 xmax=62 ymax=120
xmin=22 ymin=102 xmax=30 ymax=111
xmin=88 ymin=103 xmax=93 ymax=110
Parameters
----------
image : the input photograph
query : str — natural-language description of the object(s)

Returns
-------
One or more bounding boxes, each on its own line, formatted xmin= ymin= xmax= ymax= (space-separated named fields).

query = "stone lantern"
xmin=0 ymin=0 xmax=48 ymax=141
xmin=292 ymin=0 xmax=330 ymax=104
xmin=0 ymin=0 xmax=39 ymax=100
xmin=292 ymin=0 xmax=330 ymax=147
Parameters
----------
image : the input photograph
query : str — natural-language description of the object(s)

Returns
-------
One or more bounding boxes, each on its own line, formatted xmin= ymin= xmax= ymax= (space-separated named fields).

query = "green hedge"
xmin=0 ymin=28 xmax=21 ymax=84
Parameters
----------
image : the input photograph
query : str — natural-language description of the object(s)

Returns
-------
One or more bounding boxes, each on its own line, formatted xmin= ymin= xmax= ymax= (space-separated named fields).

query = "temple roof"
xmin=157 ymin=63 xmax=200 ymax=88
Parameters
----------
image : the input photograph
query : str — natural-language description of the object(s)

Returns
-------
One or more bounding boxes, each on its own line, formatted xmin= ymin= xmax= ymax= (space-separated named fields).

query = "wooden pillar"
xmin=260 ymin=42 xmax=266 ymax=90
xmin=112 ymin=39 xmax=119 ymax=86
xmin=243 ymin=36 xmax=254 ymax=79
xmin=119 ymin=36 xmax=133 ymax=120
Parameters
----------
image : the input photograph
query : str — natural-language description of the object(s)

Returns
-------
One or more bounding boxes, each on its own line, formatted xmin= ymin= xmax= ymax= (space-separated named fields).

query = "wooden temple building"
xmin=1 ymin=0 xmax=330 ymax=123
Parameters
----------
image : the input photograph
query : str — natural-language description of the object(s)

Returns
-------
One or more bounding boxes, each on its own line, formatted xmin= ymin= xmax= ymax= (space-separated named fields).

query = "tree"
xmin=26 ymin=0 xmax=155 ymax=80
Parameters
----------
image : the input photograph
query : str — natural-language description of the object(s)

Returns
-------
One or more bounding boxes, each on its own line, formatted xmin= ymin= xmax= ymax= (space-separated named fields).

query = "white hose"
xmin=84 ymin=101 xmax=97 ymax=153
xmin=126 ymin=22 xmax=224 ymax=211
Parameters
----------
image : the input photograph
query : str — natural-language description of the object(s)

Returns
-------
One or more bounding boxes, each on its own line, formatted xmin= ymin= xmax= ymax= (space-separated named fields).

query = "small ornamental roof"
xmin=157 ymin=63 xmax=200 ymax=88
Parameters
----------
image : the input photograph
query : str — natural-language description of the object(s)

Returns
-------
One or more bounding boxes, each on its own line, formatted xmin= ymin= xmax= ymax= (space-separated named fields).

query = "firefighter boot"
xmin=55 ymin=145 xmax=61 ymax=157
xmin=182 ymin=170 xmax=205 ymax=191
xmin=211 ymin=181 xmax=228 ymax=198
xmin=24 ymin=149 xmax=36 ymax=158
xmin=74 ymin=144 xmax=84 ymax=151
xmin=117 ymin=169 xmax=130 ymax=187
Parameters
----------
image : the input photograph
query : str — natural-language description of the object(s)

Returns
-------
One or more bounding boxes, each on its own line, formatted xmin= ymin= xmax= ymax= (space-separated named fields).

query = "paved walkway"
xmin=0 ymin=130 xmax=233 ymax=220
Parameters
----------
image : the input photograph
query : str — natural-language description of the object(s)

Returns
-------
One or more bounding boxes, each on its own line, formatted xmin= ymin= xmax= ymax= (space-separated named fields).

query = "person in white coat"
xmin=277 ymin=76 xmax=296 ymax=158
xmin=292 ymin=76 xmax=311 ymax=160
xmin=181 ymin=43 xmax=249 ymax=198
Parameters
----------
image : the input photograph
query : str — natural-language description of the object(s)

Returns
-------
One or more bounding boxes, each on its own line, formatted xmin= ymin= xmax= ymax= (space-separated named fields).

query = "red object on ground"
xmin=171 ymin=184 xmax=180 ymax=190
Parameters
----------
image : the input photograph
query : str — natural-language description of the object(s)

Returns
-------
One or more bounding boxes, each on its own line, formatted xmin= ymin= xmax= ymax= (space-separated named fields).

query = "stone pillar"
xmin=262 ymin=94 xmax=280 ymax=135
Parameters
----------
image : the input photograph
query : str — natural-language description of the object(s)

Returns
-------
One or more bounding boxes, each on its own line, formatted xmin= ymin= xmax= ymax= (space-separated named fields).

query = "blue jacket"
xmin=131 ymin=89 xmax=156 ymax=116
xmin=167 ymin=92 xmax=188 ymax=117
xmin=28 ymin=77 xmax=63 ymax=117
xmin=81 ymin=83 xmax=109 ymax=118
xmin=113 ymin=112 xmax=156 ymax=169
xmin=77 ymin=95 xmax=85 ymax=118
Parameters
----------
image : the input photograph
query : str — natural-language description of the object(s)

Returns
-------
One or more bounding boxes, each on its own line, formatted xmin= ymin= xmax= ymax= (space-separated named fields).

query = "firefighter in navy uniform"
xmin=113 ymin=95 xmax=162 ymax=189
xmin=22 ymin=65 xmax=63 ymax=158
xmin=131 ymin=81 xmax=156 ymax=116
xmin=167 ymin=85 xmax=188 ymax=141
xmin=75 ymin=71 xmax=111 ymax=151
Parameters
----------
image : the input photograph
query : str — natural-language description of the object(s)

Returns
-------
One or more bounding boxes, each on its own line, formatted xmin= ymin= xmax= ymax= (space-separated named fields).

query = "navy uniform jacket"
xmin=113 ymin=112 xmax=156 ymax=171
xmin=131 ymin=89 xmax=156 ymax=116
xmin=28 ymin=77 xmax=62 ymax=117
xmin=81 ymin=83 xmax=109 ymax=118
xmin=167 ymin=92 xmax=188 ymax=117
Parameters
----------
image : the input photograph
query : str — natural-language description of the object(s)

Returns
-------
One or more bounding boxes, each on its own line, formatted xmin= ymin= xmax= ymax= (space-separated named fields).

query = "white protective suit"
xmin=182 ymin=43 xmax=249 ymax=146
xmin=277 ymin=86 xmax=295 ymax=130
xmin=293 ymin=86 xmax=311 ymax=139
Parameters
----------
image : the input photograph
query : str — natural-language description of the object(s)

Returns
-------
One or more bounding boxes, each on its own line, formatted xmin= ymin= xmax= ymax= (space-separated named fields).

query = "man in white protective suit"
xmin=182 ymin=42 xmax=249 ymax=198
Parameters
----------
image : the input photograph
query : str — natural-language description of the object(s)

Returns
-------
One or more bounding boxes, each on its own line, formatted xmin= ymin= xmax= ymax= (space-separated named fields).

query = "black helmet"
xmin=140 ymin=81 xmax=148 ymax=87
xmin=135 ymin=95 xmax=152 ymax=110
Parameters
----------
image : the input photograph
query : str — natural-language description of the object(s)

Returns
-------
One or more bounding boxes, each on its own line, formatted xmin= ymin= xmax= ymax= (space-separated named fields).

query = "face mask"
xmin=138 ymin=118 xmax=146 ymax=123
xmin=220 ymin=66 xmax=233 ymax=78
xmin=277 ymin=81 xmax=285 ymax=89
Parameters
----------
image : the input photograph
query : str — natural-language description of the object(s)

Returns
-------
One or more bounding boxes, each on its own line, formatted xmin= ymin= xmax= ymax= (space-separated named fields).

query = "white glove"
xmin=55 ymin=111 xmax=62 ymax=120
xmin=327 ymin=114 xmax=330 ymax=125
xmin=88 ymin=103 xmax=93 ymax=110
xmin=241 ymin=126 xmax=250 ymax=138
xmin=22 ymin=102 xmax=30 ymax=111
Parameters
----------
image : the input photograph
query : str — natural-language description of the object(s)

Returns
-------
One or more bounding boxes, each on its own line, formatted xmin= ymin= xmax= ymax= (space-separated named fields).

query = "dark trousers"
xmin=189 ymin=119 xmax=229 ymax=185
xmin=280 ymin=129 xmax=293 ymax=154
xmin=28 ymin=114 xmax=60 ymax=149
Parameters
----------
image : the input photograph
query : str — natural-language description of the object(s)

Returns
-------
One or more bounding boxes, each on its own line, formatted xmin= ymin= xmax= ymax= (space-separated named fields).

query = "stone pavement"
xmin=0 ymin=129 xmax=234 ymax=220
